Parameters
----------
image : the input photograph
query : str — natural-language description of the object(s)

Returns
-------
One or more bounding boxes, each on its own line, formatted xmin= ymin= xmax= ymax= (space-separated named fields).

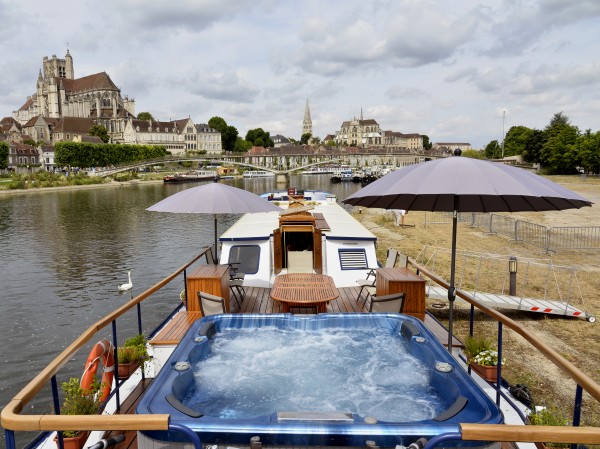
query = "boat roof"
xmin=220 ymin=193 xmax=376 ymax=242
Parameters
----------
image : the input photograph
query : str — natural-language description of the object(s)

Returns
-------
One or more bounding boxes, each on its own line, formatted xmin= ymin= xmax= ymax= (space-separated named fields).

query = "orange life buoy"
xmin=81 ymin=339 xmax=114 ymax=402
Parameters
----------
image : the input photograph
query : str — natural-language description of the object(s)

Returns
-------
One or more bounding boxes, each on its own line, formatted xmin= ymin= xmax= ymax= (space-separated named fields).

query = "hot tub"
xmin=137 ymin=314 xmax=503 ymax=448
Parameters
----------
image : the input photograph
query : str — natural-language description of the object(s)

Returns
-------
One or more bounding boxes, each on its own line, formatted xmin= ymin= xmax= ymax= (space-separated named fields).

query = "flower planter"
xmin=470 ymin=362 xmax=498 ymax=382
xmin=117 ymin=361 xmax=139 ymax=379
xmin=54 ymin=431 xmax=89 ymax=449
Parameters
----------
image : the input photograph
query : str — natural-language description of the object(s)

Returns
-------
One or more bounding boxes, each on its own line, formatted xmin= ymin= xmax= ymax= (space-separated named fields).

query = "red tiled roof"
xmin=59 ymin=72 xmax=118 ymax=93
xmin=18 ymin=95 xmax=36 ymax=111
xmin=53 ymin=117 xmax=95 ymax=133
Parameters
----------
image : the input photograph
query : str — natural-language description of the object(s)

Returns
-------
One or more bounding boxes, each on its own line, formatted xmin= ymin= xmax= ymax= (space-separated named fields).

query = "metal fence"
xmin=423 ymin=212 xmax=600 ymax=252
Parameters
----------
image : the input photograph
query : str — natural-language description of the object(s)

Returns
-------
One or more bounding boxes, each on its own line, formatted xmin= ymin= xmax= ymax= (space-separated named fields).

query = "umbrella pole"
xmin=214 ymin=214 xmax=218 ymax=263
xmin=448 ymin=209 xmax=458 ymax=352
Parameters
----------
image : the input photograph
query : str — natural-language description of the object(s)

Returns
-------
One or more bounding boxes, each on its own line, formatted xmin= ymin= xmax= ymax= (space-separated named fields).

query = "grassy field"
xmin=352 ymin=175 xmax=600 ymax=428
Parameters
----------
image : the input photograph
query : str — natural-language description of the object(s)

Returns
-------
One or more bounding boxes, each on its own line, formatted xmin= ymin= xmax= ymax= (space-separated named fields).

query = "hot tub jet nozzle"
xmin=407 ymin=437 xmax=428 ymax=449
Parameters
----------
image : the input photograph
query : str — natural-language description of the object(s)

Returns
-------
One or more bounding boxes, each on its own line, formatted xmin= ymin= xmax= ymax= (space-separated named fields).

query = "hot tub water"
xmin=185 ymin=327 xmax=444 ymax=421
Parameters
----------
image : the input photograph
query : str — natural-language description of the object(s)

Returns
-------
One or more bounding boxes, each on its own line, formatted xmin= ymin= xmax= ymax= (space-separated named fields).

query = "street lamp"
xmin=509 ymin=256 xmax=518 ymax=296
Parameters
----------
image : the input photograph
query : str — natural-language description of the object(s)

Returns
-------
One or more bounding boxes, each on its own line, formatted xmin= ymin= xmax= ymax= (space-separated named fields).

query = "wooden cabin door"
xmin=273 ymin=228 xmax=282 ymax=274
xmin=313 ymin=229 xmax=322 ymax=274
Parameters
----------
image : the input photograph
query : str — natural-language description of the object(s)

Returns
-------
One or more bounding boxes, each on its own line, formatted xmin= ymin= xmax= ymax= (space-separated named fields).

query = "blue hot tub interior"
xmin=137 ymin=313 xmax=503 ymax=447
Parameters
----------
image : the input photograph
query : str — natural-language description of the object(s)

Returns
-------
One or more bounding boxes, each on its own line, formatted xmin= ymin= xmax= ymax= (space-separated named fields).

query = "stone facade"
xmin=122 ymin=118 xmax=222 ymax=155
xmin=12 ymin=51 xmax=224 ymax=154
xmin=335 ymin=118 xmax=383 ymax=147
xmin=334 ymin=115 xmax=423 ymax=152
xmin=14 ymin=50 xmax=135 ymax=143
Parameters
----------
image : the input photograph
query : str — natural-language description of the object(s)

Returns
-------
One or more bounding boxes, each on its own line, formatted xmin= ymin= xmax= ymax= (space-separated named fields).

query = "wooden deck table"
xmin=270 ymin=273 xmax=339 ymax=313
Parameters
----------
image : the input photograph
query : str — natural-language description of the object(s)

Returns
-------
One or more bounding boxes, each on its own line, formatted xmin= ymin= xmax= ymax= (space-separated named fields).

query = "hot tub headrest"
xmin=166 ymin=394 xmax=203 ymax=418
xmin=198 ymin=321 xmax=217 ymax=339
xmin=400 ymin=321 xmax=421 ymax=340
xmin=433 ymin=396 xmax=468 ymax=421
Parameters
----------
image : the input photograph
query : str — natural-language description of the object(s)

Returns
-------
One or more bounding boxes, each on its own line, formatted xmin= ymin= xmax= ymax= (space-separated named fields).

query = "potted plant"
xmin=463 ymin=335 xmax=505 ymax=382
xmin=117 ymin=333 xmax=149 ymax=379
xmin=528 ymin=405 xmax=570 ymax=448
xmin=54 ymin=377 xmax=102 ymax=449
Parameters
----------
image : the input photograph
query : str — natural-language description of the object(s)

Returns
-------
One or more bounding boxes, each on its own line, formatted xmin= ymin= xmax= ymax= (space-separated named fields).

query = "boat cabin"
xmin=219 ymin=190 xmax=377 ymax=288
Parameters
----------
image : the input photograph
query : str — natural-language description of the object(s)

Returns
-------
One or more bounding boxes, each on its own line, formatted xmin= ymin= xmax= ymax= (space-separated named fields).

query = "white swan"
xmin=118 ymin=271 xmax=133 ymax=291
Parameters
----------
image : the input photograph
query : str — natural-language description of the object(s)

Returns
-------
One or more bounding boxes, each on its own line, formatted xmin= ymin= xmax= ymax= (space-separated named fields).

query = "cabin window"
xmin=228 ymin=245 xmax=260 ymax=275
xmin=338 ymin=249 xmax=368 ymax=270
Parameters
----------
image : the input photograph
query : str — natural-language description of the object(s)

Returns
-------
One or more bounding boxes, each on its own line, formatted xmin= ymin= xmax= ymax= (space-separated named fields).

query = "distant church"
xmin=13 ymin=50 xmax=135 ymax=142
xmin=302 ymin=99 xmax=312 ymax=137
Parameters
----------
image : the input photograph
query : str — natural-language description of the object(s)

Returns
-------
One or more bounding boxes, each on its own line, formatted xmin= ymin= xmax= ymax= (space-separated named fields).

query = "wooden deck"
xmin=114 ymin=285 xmax=461 ymax=449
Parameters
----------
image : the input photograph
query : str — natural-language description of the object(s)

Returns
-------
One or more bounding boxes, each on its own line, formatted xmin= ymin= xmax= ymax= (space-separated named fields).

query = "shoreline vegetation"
xmin=0 ymin=171 xmax=167 ymax=194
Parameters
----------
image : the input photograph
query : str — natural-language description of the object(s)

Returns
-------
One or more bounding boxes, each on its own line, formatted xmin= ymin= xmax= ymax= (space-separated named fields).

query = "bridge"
xmin=93 ymin=150 xmax=429 ymax=180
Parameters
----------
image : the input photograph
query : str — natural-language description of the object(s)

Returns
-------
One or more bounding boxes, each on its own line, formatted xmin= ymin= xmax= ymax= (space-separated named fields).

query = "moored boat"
xmin=2 ymin=189 xmax=599 ymax=449
xmin=242 ymin=170 xmax=275 ymax=178
xmin=163 ymin=170 xmax=219 ymax=183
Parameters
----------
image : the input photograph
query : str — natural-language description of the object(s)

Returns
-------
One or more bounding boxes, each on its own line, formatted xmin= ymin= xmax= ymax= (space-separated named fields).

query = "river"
xmin=0 ymin=175 xmax=363 ymax=447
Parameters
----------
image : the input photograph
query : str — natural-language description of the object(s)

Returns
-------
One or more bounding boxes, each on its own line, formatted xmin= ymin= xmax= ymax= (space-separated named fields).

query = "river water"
xmin=0 ymin=175 xmax=363 ymax=446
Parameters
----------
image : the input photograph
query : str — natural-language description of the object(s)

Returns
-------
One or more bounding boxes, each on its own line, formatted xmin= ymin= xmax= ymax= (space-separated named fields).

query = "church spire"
xmin=302 ymin=99 xmax=312 ymax=137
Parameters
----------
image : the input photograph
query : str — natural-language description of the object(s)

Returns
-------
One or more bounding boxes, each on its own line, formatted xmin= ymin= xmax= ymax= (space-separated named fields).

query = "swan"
xmin=118 ymin=271 xmax=133 ymax=291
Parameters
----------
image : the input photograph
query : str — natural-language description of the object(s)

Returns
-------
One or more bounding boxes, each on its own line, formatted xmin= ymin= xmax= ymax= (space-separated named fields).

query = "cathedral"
xmin=13 ymin=50 xmax=135 ymax=142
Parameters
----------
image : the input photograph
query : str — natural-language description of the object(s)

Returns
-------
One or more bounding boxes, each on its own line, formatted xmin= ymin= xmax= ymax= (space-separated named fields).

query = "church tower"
xmin=302 ymin=99 xmax=312 ymax=137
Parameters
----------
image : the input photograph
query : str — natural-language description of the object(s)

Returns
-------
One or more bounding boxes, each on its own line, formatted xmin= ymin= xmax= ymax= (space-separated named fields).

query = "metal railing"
xmin=1 ymin=247 xmax=214 ymax=449
xmin=424 ymin=212 xmax=600 ymax=252
xmin=409 ymin=257 xmax=600 ymax=446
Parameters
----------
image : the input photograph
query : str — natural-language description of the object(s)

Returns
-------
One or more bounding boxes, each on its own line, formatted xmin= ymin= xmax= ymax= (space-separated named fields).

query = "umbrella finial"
xmin=454 ymin=148 xmax=462 ymax=156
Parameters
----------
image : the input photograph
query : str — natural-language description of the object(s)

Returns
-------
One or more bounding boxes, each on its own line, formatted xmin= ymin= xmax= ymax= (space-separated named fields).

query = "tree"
xmin=523 ymin=129 xmax=545 ymax=164
xmin=300 ymin=133 xmax=312 ymax=145
xmin=208 ymin=117 xmax=239 ymax=152
xmin=0 ymin=142 xmax=8 ymax=170
xmin=483 ymin=140 xmax=501 ymax=159
xmin=246 ymin=128 xmax=274 ymax=147
xmin=137 ymin=112 xmax=154 ymax=121
xmin=208 ymin=116 xmax=227 ymax=133
xmin=578 ymin=130 xmax=600 ymax=173
xmin=540 ymin=112 xmax=580 ymax=173
xmin=233 ymin=137 xmax=252 ymax=153
xmin=503 ymin=126 xmax=533 ymax=157
xmin=421 ymin=135 xmax=432 ymax=150
xmin=89 ymin=125 xmax=110 ymax=143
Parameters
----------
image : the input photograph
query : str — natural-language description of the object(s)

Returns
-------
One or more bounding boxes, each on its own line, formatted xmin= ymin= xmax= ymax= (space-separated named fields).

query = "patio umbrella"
xmin=343 ymin=151 xmax=592 ymax=350
xmin=147 ymin=181 xmax=281 ymax=261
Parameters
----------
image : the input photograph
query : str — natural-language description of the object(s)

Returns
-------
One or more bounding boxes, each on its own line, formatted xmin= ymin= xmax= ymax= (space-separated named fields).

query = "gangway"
xmin=416 ymin=246 xmax=595 ymax=322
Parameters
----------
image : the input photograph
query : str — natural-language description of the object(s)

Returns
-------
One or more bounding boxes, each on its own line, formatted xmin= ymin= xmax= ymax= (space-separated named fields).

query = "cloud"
xmin=187 ymin=71 xmax=260 ymax=103
xmin=486 ymin=0 xmax=600 ymax=56
xmin=291 ymin=1 xmax=481 ymax=76
xmin=511 ymin=62 xmax=600 ymax=95
xmin=386 ymin=86 xmax=429 ymax=100
xmin=117 ymin=0 xmax=266 ymax=33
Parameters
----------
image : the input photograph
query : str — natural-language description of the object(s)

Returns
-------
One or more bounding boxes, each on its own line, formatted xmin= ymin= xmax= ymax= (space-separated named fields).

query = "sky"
xmin=1 ymin=0 xmax=600 ymax=149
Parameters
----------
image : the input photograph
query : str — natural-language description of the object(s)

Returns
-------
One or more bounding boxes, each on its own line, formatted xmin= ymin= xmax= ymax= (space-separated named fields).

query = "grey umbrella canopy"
xmin=147 ymin=182 xmax=282 ymax=260
xmin=344 ymin=152 xmax=592 ymax=350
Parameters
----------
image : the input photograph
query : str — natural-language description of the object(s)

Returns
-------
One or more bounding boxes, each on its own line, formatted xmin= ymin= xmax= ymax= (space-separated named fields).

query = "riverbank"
xmin=0 ymin=177 xmax=165 ymax=195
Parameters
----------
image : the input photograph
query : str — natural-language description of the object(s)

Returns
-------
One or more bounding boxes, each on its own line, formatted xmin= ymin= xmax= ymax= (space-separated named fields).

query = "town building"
xmin=272 ymin=134 xmax=291 ymax=147
xmin=12 ymin=50 xmax=223 ymax=154
xmin=13 ymin=50 xmax=135 ymax=142
xmin=121 ymin=118 xmax=221 ymax=155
